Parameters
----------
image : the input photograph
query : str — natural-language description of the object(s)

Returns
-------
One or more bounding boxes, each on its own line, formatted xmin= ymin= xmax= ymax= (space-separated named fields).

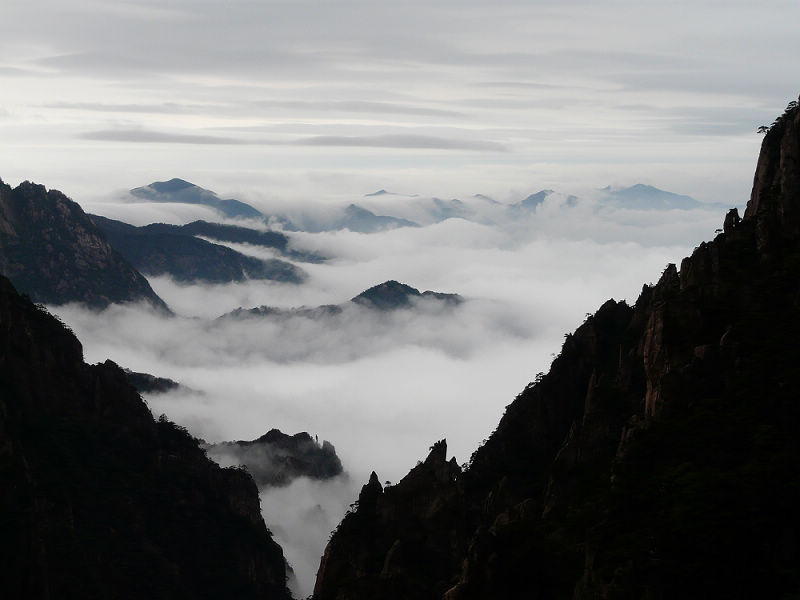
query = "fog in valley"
xmin=49 ymin=186 xmax=731 ymax=596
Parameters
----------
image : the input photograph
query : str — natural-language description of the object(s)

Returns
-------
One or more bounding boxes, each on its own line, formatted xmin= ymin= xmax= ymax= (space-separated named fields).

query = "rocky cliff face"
xmin=312 ymin=103 xmax=800 ymax=599
xmin=0 ymin=275 xmax=290 ymax=599
xmin=0 ymin=179 xmax=167 ymax=309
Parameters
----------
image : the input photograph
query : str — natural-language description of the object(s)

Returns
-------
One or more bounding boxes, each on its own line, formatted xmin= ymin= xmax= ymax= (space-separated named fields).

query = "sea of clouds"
xmin=56 ymin=187 xmax=729 ymax=596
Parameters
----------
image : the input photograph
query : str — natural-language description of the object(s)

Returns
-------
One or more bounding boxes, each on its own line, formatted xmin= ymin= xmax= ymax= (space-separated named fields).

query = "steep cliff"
xmin=0 ymin=275 xmax=291 ymax=599
xmin=0 ymin=179 xmax=167 ymax=309
xmin=313 ymin=102 xmax=800 ymax=599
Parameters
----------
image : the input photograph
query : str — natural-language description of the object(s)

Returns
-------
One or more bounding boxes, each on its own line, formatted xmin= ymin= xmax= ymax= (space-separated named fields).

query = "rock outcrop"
xmin=206 ymin=429 xmax=344 ymax=488
xmin=0 ymin=274 xmax=291 ymax=599
xmin=0 ymin=179 xmax=167 ymax=309
xmin=312 ymin=101 xmax=800 ymax=598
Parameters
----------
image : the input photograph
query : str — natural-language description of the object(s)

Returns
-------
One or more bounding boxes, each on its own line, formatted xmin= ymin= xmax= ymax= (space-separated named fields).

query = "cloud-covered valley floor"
xmin=52 ymin=192 xmax=725 ymax=596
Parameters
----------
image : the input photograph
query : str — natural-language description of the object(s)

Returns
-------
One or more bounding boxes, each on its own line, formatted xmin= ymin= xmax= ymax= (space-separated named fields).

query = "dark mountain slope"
xmin=312 ymin=102 xmax=800 ymax=599
xmin=91 ymin=214 xmax=306 ymax=284
xmin=0 ymin=179 xmax=167 ymax=309
xmin=0 ymin=275 xmax=291 ymax=599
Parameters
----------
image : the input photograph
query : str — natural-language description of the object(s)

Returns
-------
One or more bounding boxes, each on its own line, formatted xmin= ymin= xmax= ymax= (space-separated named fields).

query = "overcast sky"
xmin=1 ymin=0 xmax=798 ymax=205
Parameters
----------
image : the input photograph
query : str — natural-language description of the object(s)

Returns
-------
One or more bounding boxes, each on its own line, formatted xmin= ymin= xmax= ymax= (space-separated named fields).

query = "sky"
xmin=1 ymin=0 xmax=798 ymax=206
xmin=6 ymin=1 xmax=799 ymax=596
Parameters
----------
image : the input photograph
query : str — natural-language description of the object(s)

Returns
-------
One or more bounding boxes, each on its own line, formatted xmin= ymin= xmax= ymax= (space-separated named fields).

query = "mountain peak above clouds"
xmin=130 ymin=178 xmax=264 ymax=220
xmin=600 ymin=183 xmax=701 ymax=209
xmin=351 ymin=280 xmax=462 ymax=310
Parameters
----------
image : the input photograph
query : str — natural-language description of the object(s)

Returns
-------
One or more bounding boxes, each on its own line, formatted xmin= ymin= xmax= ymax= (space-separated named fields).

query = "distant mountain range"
xmin=224 ymin=280 xmax=462 ymax=320
xmin=276 ymin=204 xmax=420 ymax=234
xmin=91 ymin=215 xmax=308 ymax=284
xmin=126 ymin=179 xmax=715 ymax=237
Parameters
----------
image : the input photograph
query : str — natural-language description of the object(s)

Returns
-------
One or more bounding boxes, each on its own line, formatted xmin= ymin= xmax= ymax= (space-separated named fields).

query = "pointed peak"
xmin=425 ymin=439 xmax=447 ymax=465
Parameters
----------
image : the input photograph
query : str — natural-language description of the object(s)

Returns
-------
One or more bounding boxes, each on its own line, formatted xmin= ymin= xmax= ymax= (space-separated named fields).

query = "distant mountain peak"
xmin=601 ymin=183 xmax=699 ymax=210
xmin=151 ymin=178 xmax=197 ymax=192
xmin=351 ymin=280 xmax=462 ymax=310
xmin=365 ymin=189 xmax=390 ymax=196
xmin=129 ymin=178 xmax=264 ymax=220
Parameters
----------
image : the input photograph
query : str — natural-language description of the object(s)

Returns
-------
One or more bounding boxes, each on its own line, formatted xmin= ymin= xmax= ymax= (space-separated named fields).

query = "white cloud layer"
xmin=47 ymin=193 xmax=724 ymax=595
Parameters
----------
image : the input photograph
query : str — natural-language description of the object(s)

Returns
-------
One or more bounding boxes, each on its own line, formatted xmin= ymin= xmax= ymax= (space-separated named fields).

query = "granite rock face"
xmin=312 ymin=102 xmax=800 ymax=599
xmin=0 ymin=179 xmax=167 ymax=309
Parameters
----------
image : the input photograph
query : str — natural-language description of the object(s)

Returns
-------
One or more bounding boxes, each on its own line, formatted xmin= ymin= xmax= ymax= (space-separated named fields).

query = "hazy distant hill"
xmin=0 ymin=179 xmax=168 ymax=310
xmin=130 ymin=178 xmax=264 ymax=220
xmin=599 ymin=183 xmax=701 ymax=209
xmin=507 ymin=189 xmax=580 ymax=215
xmin=91 ymin=214 xmax=307 ymax=284
xmin=279 ymin=203 xmax=420 ymax=234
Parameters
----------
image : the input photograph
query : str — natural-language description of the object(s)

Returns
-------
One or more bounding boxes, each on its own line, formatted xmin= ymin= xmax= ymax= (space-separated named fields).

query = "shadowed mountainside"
xmin=90 ymin=214 xmax=307 ymax=284
xmin=312 ymin=102 xmax=800 ymax=599
xmin=0 ymin=179 xmax=167 ymax=310
xmin=0 ymin=274 xmax=291 ymax=599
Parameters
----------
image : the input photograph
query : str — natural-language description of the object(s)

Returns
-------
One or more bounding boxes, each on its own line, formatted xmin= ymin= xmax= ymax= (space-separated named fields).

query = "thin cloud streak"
xmin=296 ymin=134 xmax=507 ymax=152
xmin=80 ymin=129 xmax=508 ymax=151
xmin=82 ymin=129 xmax=245 ymax=145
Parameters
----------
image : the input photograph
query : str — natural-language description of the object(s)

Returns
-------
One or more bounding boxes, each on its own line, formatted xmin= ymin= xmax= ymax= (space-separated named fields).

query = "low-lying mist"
xmin=50 ymin=194 xmax=727 ymax=597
